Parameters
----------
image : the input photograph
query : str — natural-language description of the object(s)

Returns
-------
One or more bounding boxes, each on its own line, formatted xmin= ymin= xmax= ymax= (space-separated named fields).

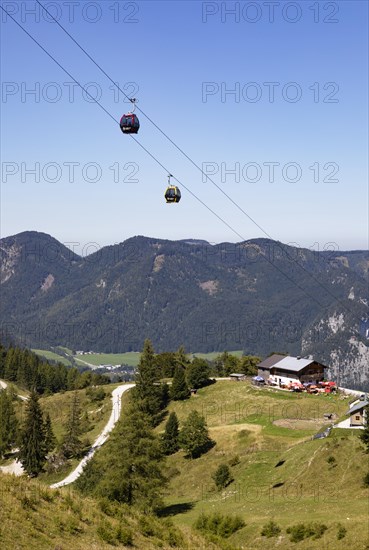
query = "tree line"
xmin=154 ymin=349 xmax=259 ymax=379
xmin=0 ymin=342 xmax=108 ymax=394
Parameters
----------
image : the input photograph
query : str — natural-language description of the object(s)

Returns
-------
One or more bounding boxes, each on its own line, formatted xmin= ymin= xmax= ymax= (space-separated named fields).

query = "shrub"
xmin=194 ymin=512 xmax=245 ymax=538
xmin=261 ymin=520 xmax=281 ymax=537
xmin=327 ymin=455 xmax=336 ymax=466
xmin=337 ymin=524 xmax=347 ymax=540
xmin=64 ymin=516 xmax=82 ymax=535
xmin=286 ymin=523 xmax=306 ymax=542
xmin=164 ymin=526 xmax=184 ymax=547
xmin=116 ymin=525 xmax=133 ymax=545
xmin=138 ymin=515 xmax=160 ymax=537
xmin=286 ymin=522 xmax=327 ymax=542
xmin=311 ymin=522 xmax=328 ymax=539
xmin=212 ymin=464 xmax=233 ymax=490
xmin=228 ymin=455 xmax=240 ymax=467
xmin=363 ymin=472 xmax=369 ymax=487
xmin=86 ymin=387 xmax=106 ymax=402
xmin=40 ymin=488 xmax=54 ymax=502
xmin=98 ymin=497 xmax=121 ymax=518
xmin=20 ymin=495 xmax=37 ymax=510
xmin=97 ymin=520 xmax=116 ymax=544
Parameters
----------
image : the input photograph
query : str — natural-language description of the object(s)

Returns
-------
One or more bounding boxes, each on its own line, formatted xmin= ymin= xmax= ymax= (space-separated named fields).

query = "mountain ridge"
xmin=1 ymin=231 xmax=368 ymax=389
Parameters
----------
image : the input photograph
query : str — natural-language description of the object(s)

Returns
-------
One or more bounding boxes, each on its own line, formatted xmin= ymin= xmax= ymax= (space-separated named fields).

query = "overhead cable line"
xmin=31 ymin=0 xmax=359 ymax=317
xmin=2 ymin=4 xmax=361 ymax=317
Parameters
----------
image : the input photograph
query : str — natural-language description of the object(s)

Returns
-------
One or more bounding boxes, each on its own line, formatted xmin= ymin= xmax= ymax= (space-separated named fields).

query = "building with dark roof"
xmin=258 ymin=354 xmax=327 ymax=385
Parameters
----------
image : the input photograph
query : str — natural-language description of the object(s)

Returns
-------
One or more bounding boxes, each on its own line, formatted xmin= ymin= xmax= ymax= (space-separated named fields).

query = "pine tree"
xmin=161 ymin=412 xmax=180 ymax=455
xmin=95 ymin=409 xmax=167 ymax=512
xmin=4 ymin=348 xmax=17 ymax=381
xmin=170 ymin=366 xmax=190 ymax=400
xmin=44 ymin=412 xmax=56 ymax=454
xmin=179 ymin=411 xmax=214 ymax=459
xmin=186 ymin=358 xmax=210 ymax=389
xmin=133 ymin=339 xmax=166 ymax=423
xmin=62 ymin=392 xmax=83 ymax=458
xmin=175 ymin=346 xmax=190 ymax=369
xmin=0 ymin=389 xmax=18 ymax=458
xmin=212 ymin=464 xmax=233 ymax=490
xmin=19 ymin=392 xmax=46 ymax=476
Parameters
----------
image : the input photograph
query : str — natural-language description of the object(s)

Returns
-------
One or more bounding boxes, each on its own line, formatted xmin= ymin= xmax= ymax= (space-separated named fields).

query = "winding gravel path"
xmin=50 ymin=384 xmax=134 ymax=488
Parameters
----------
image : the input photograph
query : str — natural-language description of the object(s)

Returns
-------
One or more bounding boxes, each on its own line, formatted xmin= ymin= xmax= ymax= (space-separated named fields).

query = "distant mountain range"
xmin=1 ymin=231 xmax=368 ymax=389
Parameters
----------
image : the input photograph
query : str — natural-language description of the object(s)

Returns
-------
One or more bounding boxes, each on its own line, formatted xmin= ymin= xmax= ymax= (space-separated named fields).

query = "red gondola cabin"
xmin=120 ymin=113 xmax=140 ymax=134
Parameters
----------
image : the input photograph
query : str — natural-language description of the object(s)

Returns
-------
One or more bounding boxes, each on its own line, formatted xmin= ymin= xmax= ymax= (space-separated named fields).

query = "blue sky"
xmin=1 ymin=0 xmax=368 ymax=253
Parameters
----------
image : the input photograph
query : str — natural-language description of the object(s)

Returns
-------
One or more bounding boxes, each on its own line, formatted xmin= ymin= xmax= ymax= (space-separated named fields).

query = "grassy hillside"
xmin=156 ymin=381 xmax=369 ymax=549
xmin=0 ymin=474 xmax=221 ymax=550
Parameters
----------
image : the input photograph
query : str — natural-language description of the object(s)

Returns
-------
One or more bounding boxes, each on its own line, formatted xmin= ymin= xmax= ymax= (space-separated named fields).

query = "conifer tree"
xmin=161 ymin=412 xmax=180 ymax=455
xmin=212 ymin=463 xmax=233 ymax=490
xmin=133 ymin=339 xmax=166 ymax=423
xmin=97 ymin=408 xmax=167 ymax=512
xmin=61 ymin=392 xmax=83 ymax=458
xmin=19 ymin=391 xmax=46 ymax=476
xmin=179 ymin=410 xmax=214 ymax=459
xmin=186 ymin=358 xmax=210 ymax=389
xmin=0 ymin=389 xmax=18 ymax=458
xmin=170 ymin=366 xmax=190 ymax=400
xmin=175 ymin=346 xmax=190 ymax=369
xmin=44 ymin=412 xmax=56 ymax=454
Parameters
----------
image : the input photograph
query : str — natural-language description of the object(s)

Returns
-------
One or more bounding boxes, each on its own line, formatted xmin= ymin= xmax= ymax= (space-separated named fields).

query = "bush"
xmin=261 ymin=520 xmax=281 ymax=538
xmin=228 ymin=455 xmax=240 ymax=467
xmin=138 ymin=515 xmax=160 ymax=537
xmin=98 ymin=497 xmax=120 ymax=518
xmin=86 ymin=387 xmax=106 ymax=402
xmin=20 ymin=495 xmax=38 ymax=510
xmin=327 ymin=455 xmax=336 ymax=467
xmin=363 ymin=472 xmax=369 ymax=487
xmin=311 ymin=523 xmax=328 ymax=539
xmin=116 ymin=525 xmax=133 ymax=545
xmin=337 ymin=524 xmax=347 ymax=540
xmin=286 ymin=524 xmax=306 ymax=542
xmin=97 ymin=520 xmax=116 ymax=544
xmin=212 ymin=464 xmax=233 ymax=490
xmin=286 ymin=522 xmax=327 ymax=542
xmin=163 ymin=525 xmax=184 ymax=547
xmin=194 ymin=512 xmax=245 ymax=538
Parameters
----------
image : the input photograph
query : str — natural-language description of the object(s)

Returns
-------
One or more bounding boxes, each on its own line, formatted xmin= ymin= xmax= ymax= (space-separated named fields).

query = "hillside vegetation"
xmin=66 ymin=377 xmax=369 ymax=548
xmin=0 ymin=474 xmax=220 ymax=550
xmin=156 ymin=381 xmax=369 ymax=548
